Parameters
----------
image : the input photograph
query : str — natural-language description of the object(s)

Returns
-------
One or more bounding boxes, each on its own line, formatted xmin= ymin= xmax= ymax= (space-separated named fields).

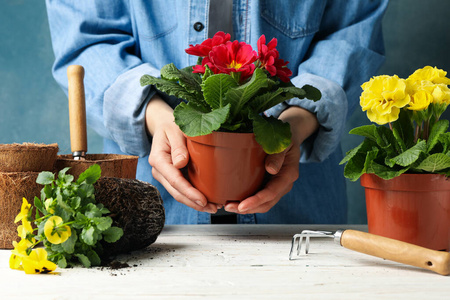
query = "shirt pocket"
xmin=132 ymin=1 xmax=178 ymax=41
xmin=260 ymin=0 xmax=326 ymax=38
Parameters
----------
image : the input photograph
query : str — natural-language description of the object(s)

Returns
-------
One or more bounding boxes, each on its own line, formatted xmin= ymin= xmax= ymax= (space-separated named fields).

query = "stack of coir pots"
xmin=0 ymin=143 xmax=59 ymax=249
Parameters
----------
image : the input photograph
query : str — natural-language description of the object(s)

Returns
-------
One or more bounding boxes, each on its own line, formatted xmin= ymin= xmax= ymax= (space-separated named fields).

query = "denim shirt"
xmin=46 ymin=0 xmax=388 ymax=224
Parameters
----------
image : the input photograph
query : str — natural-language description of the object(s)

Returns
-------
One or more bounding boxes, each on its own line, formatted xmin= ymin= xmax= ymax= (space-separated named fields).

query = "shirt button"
xmin=193 ymin=22 xmax=204 ymax=32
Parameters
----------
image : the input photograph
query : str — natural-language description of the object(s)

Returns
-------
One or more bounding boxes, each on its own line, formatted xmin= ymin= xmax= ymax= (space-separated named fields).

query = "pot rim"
xmin=185 ymin=131 xmax=262 ymax=148
xmin=360 ymin=173 xmax=450 ymax=191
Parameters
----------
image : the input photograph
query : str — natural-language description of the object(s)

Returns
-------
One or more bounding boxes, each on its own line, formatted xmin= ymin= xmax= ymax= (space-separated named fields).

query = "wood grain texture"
xmin=1 ymin=225 xmax=449 ymax=299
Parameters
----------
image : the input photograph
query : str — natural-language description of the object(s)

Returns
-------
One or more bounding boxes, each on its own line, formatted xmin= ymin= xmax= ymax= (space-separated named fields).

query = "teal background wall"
xmin=1 ymin=0 xmax=449 ymax=223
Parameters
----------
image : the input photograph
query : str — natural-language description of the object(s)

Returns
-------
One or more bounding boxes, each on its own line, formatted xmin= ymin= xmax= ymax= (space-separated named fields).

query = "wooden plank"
xmin=0 ymin=225 xmax=448 ymax=299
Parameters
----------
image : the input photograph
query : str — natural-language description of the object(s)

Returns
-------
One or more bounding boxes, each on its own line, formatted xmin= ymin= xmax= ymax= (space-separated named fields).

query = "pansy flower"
xmin=44 ymin=216 xmax=71 ymax=244
xmin=14 ymin=197 xmax=31 ymax=223
xmin=21 ymin=248 xmax=57 ymax=274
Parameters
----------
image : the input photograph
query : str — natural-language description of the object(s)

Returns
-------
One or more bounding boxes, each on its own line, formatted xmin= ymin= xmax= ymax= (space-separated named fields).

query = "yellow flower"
xmin=407 ymin=90 xmax=432 ymax=111
xmin=44 ymin=216 xmax=71 ymax=244
xmin=360 ymin=75 xmax=410 ymax=124
xmin=44 ymin=198 xmax=55 ymax=214
xmin=21 ymin=248 xmax=57 ymax=274
xmin=17 ymin=218 xmax=34 ymax=239
xmin=9 ymin=239 xmax=34 ymax=270
xmin=407 ymin=66 xmax=450 ymax=85
xmin=14 ymin=197 xmax=31 ymax=223
xmin=431 ymin=84 xmax=450 ymax=105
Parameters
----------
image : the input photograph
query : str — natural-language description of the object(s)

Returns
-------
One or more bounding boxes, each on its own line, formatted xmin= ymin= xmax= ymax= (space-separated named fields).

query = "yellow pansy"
xmin=407 ymin=90 xmax=432 ymax=111
xmin=21 ymin=248 xmax=57 ymax=274
xmin=360 ymin=75 xmax=411 ymax=124
xmin=44 ymin=198 xmax=55 ymax=214
xmin=407 ymin=66 xmax=450 ymax=85
xmin=44 ymin=216 xmax=71 ymax=244
xmin=10 ymin=239 xmax=34 ymax=270
xmin=14 ymin=198 xmax=31 ymax=223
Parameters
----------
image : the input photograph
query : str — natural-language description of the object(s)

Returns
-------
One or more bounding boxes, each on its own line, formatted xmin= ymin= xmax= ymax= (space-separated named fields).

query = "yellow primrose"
xmin=360 ymin=75 xmax=410 ymax=125
xmin=44 ymin=216 xmax=71 ymax=244
xmin=407 ymin=90 xmax=432 ymax=111
xmin=407 ymin=66 xmax=450 ymax=85
xmin=14 ymin=197 xmax=31 ymax=223
xmin=21 ymin=248 xmax=57 ymax=274
xmin=431 ymin=84 xmax=450 ymax=105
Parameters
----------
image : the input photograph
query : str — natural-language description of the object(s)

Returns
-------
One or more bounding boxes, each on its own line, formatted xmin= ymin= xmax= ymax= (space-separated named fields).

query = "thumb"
xmin=265 ymin=149 xmax=287 ymax=175
xmin=167 ymin=130 xmax=189 ymax=169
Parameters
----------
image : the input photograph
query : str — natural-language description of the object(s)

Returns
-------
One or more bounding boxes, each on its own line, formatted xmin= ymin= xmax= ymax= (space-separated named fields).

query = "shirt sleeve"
xmin=45 ymin=0 xmax=157 ymax=157
xmin=265 ymin=0 xmax=388 ymax=163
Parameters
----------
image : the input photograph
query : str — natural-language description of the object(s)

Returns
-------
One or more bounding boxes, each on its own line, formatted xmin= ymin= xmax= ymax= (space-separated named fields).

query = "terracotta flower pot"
xmin=186 ymin=132 xmax=267 ymax=204
xmin=55 ymin=154 xmax=138 ymax=179
xmin=360 ymin=173 xmax=450 ymax=251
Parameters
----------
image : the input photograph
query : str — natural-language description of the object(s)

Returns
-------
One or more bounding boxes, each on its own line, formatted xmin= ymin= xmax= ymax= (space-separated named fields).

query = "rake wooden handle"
xmin=340 ymin=229 xmax=450 ymax=276
xmin=67 ymin=65 xmax=87 ymax=157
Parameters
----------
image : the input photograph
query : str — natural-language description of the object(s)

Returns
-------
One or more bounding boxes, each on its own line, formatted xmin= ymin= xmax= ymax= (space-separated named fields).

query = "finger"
xmin=152 ymin=167 xmax=217 ymax=213
xmin=237 ymin=161 xmax=297 ymax=214
xmin=265 ymin=146 xmax=290 ymax=175
xmin=166 ymin=128 xmax=189 ymax=169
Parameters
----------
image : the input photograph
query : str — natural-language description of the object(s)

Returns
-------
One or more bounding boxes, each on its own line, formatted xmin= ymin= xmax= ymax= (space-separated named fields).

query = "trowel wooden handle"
xmin=340 ymin=230 xmax=450 ymax=276
xmin=67 ymin=65 xmax=87 ymax=155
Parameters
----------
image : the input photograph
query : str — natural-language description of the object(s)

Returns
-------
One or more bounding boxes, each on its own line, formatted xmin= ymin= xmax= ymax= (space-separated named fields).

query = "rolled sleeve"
xmin=265 ymin=73 xmax=347 ymax=162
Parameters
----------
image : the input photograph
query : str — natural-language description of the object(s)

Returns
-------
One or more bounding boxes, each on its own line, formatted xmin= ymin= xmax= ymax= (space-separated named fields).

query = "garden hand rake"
xmin=289 ymin=229 xmax=450 ymax=276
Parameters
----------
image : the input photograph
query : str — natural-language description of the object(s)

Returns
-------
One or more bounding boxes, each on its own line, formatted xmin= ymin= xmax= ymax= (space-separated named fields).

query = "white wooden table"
xmin=0 ymin=225 xmax=449 ymax=299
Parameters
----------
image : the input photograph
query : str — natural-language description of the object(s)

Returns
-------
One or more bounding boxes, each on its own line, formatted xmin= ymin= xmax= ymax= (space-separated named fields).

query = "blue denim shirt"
xmin=46 ymin=0 xmax=388 ymax=224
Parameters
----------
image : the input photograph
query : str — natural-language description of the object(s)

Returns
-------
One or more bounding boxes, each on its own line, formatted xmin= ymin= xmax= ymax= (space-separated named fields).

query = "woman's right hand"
xmin=145 ymin=95 xmax=220 ymax=213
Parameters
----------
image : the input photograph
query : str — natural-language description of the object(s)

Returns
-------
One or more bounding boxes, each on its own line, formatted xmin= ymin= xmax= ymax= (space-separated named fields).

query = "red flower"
xmin=192 ymin=56 xmax=220 ymax=74
xmin=273 ymin=58 xmax=292 ymax=82
xmin=257 ymin=35 xmax=292 ymax=82
xmin=185 ymin=31 xmax=231 ymax=57
xmin=209 ymin=40 xmax=257 ymax=81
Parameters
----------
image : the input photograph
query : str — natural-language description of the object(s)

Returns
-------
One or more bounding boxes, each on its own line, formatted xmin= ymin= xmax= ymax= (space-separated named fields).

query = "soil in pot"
xmin=361 ymin=173 xmax=450 ymax=251
xmin=0 ymin=143 xmax=58 ymax=172
xmin=186 ymin=131 xmax=267 ymax=205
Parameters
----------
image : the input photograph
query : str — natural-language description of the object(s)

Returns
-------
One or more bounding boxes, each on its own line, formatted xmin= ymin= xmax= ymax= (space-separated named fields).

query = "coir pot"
xmin=360 ymin=173 xmax=450 ymax=251
xmin=185 ymin=131 xmax=267 ymax=205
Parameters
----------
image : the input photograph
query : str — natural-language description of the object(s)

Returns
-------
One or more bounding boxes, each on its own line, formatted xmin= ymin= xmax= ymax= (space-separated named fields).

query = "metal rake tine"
xmin=289 ymin=230 xmax=335 ymax=260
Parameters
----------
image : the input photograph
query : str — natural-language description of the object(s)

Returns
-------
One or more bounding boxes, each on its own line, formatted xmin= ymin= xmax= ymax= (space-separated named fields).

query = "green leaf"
xmin=141 ymin=75 xmax=200 ymax=103
xmin=36 ymin=171 xmax=54 ymax=185
xmin=299 ymin=84 xmax=322 ymax=101
xmin=388 ymin=140 xmax=427 ymax=167
xmin=95 ymin=217 xmax=113 ymax=231
xmin=250 ymin=113 xmax=291 ymax=154
xmin=250 ymin=88 xmax=293 ymax=113
xmin=81 ymin=226 xmax=95 ymax=245
xmin=349 ymin=125 xmax=377 ymax=141
xmin=366 ymin=161 xmax=409 ymax=180
xmin=75 ymin=254 xmax=91 ymax=268
xmin=375 ymin=125 xmax=401 ymax=156
xmin=391 ymin=109 xmax=415 ymax=149
xmin=34 ymin=196 xmax=44 ymax=213
xmin=87 ymin=250 xmax=101 ymax=267
xmin=61 ymin=230 xmax=77 ymax=254
xmin=427 ymin=119 xmax=449 ymax=153
xmin=57 ymin=256 xmax=67 ymax=268
xmin=174 ymin=101 xmax=230 ymax=136
xmin=77 ymin=164 xmax=101 ymax=184
xmin=161 ymin=63 xmax=202 ymax=94
xmin=225 ymin=68 xmax=269 ymax=120
xmin=202 ymin=74 xmax=238 ymax=109
xmin=103 ymin=227 xmax=124 ymax=243
xmin=416 ymin=153 xmax=450 ymax=172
